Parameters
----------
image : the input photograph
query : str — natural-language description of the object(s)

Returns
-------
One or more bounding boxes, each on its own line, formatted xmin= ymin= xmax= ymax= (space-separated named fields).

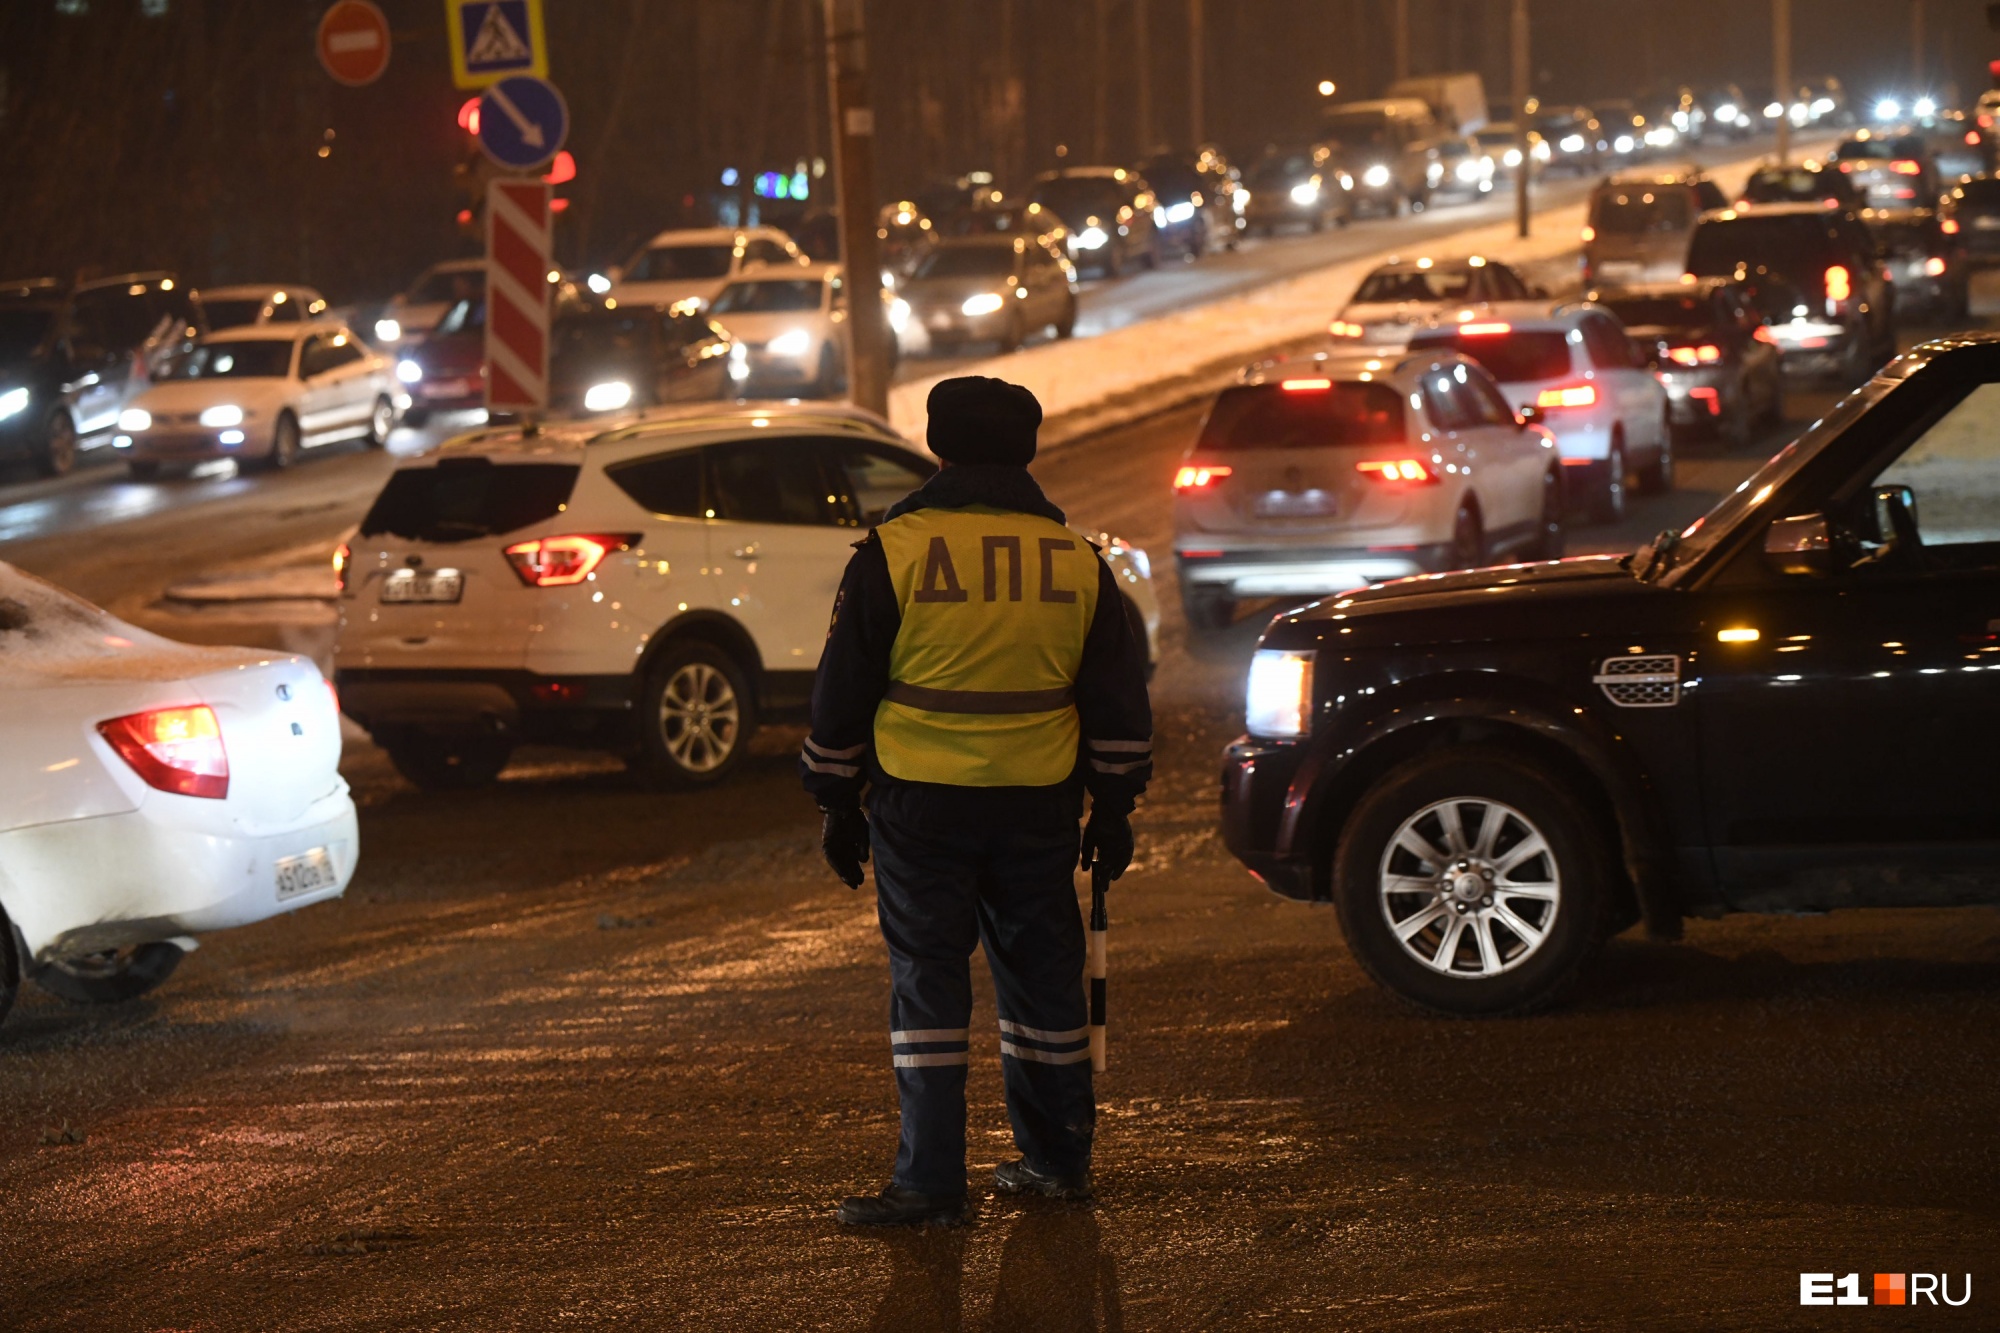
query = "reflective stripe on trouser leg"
xmin=872 ymin=814 xmax=982 ymax=1197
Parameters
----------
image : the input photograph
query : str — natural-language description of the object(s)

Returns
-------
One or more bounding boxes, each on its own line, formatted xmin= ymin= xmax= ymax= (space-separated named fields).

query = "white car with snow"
xmin=1172 ymin=349 xmax=1564 ymax=629
xmin=0 ymin=563 xmax=356 ymax=1026
xmin=197 ymin=283 xmax=329 ymax=331
xmin=708 ymin=263 xmax=904 ymax=397
xmin=334 ymin=402 xmax=1159 ymax=790
xmin=114 ymin=325 xmax=402 ymax=478
xmin=1328 ymin=255 xmax=1541 ymax=346
xmin=374 ymin=258 xmax=483 ymax=346
xmin=602 ymin=227 xmax=807 ymax=314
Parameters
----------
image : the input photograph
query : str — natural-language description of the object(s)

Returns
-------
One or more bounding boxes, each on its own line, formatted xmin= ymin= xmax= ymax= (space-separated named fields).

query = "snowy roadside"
xmin=886 ymin=140 xmax=1835 ymax=450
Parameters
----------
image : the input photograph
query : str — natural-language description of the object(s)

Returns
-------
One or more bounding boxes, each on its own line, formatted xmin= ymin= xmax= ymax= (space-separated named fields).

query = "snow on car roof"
xmin=0 ymin=562 xmax=271 ymax=684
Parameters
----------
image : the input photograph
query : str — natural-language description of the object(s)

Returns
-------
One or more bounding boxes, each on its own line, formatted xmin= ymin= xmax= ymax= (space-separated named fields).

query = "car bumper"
xmin=742 ymin=349 xmax=825 ymax=384
xmin=120 ymin=427 xmax=265 ymax=461
xmin=913 ymin=308 xmax=1012 ymax=342
xmin=1765 ymin=320 xmax=1856 ymax=374
xmin=1657 ymin=370 xmax=1732 ymax=427
xmin=2 ymin=788 xmax=357 ymax=961
xmin=1220 ymin=736 xmax=1316 ymax=901
xmin=1177 ymin=545 xmax=1445 ymax=598
xmin=334 ymin=667 xmax=636 ymax=745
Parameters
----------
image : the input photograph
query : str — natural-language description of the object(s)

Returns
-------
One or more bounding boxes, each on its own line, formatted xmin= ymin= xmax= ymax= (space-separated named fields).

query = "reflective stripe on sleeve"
xmin=1000 ymin=1041 xmax=1092 ymax=1065
xmin=801 ymin=753 xmax=861 ymax=777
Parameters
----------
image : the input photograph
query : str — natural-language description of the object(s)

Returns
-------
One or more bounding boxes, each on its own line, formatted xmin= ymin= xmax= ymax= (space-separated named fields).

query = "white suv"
xmin=334 ymin=403 xmax=1160 ymax=788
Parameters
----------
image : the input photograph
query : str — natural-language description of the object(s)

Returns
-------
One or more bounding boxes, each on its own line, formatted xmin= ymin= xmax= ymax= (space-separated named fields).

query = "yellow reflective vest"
xmin=873 ymin=504 xmax=1100 ymax=787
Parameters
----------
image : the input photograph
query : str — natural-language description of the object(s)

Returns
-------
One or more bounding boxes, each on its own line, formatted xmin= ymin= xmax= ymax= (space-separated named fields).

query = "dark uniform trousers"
xmin=871 ymin=810 xmax=1094 ymax=1197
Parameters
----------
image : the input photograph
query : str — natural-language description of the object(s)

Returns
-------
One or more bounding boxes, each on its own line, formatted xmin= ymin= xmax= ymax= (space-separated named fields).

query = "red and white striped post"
xmin=485 ymin=178 xmax=551 ymax=419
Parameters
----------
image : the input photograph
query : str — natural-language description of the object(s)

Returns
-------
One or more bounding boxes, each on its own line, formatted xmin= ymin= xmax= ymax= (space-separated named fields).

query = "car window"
xmin=626 ymin=245 xmax=735 ymax=283
xmin=1352 ymin=268 xmax=1476 ymax=303
xmin=159 ymin=340 xmax=294 ymax=380
xmin=745 ymin=239 xmax=791 ymax=267
xmin=1407 ymin=329 xmax=1574 ymax=383
xmin=606 ymin=449 xmax=705 ymax=518
xmin=1591 ymin=187 xmax=1694 ymax=234
xmin=1481 ymin=265 xmax=1530 ymax=300
xmin=823 ymin=441 xmax=937 ymax=527
xmin=1582 ymin=314 xmax=1633 ymax=370
xmin=267 ymin=300 xmax=301 ymax=324
xmin=298 ymin=335 xmax=337 ymax=377
xmin=1872 ymin=382 xmax=2000 ymax=553
xmin=359 ymin=459 xmax=580 ymax=543
xmin=1695 ymin=180 xmax=1728 ymax=211
xmin=1421 ymin=370 xmax=1477 ymax=432
xmin=709 ymin=279 xmax=824 ymax=314
xmin=707 ymin=439 xmax=836 ymax=526
xmin=321 ymin=336 xmax=365 ymax=370
xmin=1458 ymin=365 xmax=1520 ymax=426
xmin=1196 ymin=381 xmax=1408 ymax=452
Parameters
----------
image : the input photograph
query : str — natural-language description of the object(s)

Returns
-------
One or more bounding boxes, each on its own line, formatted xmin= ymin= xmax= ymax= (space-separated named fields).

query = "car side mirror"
xmin=1517 ymin=404 xmax=1545 ymax=428
xmin=1763 ymin=512 xmax=1836 ymax=576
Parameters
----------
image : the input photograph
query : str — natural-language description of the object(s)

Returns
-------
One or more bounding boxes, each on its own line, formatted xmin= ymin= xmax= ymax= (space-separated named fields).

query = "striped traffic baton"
xmin=1088 ymin=858 xmax=1109 ymax=1073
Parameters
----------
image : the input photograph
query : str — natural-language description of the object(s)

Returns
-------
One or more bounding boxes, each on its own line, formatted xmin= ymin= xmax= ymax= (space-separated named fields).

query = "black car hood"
xmin=1274 ymin=554 xmax=1653 ymax=647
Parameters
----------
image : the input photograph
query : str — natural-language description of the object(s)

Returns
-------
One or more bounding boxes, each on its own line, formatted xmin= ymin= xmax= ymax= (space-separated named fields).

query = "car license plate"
xmin=1254 ymin=489 xmax=1338 ymax=518
xmin=380 ymin=569 xmax=463 ymax=603
xmin=275 ymin=847 xmax=338 ymax=900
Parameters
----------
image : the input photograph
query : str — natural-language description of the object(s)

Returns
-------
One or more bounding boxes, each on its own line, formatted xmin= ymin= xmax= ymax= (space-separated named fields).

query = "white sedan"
xmin=0 ymin=562 xmax=356 ymax=1025
xmin=708 ymin=263 xmax=903 ymax=397
xmin=114 ymin=325 xmax=403 ymax=478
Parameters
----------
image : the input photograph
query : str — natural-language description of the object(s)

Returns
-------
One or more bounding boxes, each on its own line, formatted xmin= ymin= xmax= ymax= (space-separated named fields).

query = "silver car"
xmin=899 ymin=234 xmax=1078 ymax=353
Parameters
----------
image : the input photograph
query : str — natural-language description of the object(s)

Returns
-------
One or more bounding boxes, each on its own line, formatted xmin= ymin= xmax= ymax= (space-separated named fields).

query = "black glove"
xmin=1079 ymin=808 xmax=1134 ymax=882
xmin=820 ymin=806 xmax=871 ymax=889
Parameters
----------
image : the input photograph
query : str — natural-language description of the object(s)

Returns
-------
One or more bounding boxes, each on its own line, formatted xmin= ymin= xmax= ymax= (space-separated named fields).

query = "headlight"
xmin=1455 ymin=159 xmax=1482 ymax=182
xmin=1233 ymin=187 xmax=1250 ymax=210
xmin=1246 ymin=649 xmax=1315 ymax=738
xmin=1073 ymin=226 xmax=1109 ymax=250
xmin=889 ymin=297 xmax=910 ymax=333
xmin=1153 ymin=205 xmax=1168 ymax=227
xmin=118 ymin=408 xmax=152 ymax=432
xmin=583 ymin=380 xmax=634 ymax=412
xmin=1166 ymin=201 xmax=1196 ymax=224
xmin=396 ymin=358 xmax=424 ymax=384
xmin=586 ymin=272 xmax=612 ymax=294
xmin=727 ymin=343 xmax=749 ymax=381
xmin=767 ymin=328 xmax=814 ymax=357
xmin=1613 ymin=135 xmax=1635 ymax=154
xmin=1362 ymin=164 xmax=1392 ymax=189
xmin=198 ymin=404 xmax=243 ymax=427
xmin=961 ymin=292 xmax=1006 ymax=317
xmin=0 ymin=387 xmax=28 ymax=420
xmin=1560 ymin=134 xmax=1586 ymax=153
xmin=1504 ymin=147 xmax=1524 ymax=167
xmin=374 ymin=317 xmax=402 ymax=343
xmin=1290 ymin=180 xmax=1320 ymax=205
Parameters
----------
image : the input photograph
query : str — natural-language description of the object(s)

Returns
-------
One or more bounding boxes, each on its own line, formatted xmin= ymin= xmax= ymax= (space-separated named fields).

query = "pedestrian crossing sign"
xmin=446 ymin=0 xmax=545 ymax=89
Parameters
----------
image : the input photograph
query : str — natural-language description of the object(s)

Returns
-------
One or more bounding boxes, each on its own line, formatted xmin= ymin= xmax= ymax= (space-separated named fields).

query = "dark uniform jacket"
xmin=800 ymin=464 xmax=1153 ymax=829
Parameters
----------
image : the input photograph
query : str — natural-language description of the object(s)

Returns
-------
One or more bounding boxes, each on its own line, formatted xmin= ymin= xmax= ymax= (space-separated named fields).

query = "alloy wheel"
xmin=658 ymin=661 xmax=741 ymax=774
xmin=1377 ymin=797 xmax=1562 ymax=978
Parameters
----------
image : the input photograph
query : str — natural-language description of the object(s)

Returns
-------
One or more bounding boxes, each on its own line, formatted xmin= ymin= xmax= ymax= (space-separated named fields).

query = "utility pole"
xmin=1133 ymin=0 xmax=1153 ymax=155
xmin=1188 ymin=0 xmax=1205 ymax=146
xmin=823 ymin=0 xmax=890 ymax=416
xmin=1093 ymin=0 xmax=1110 ymax=161
xmin=1772 ymin=0 xmax=1791 ymax=166
xmin=1394 ymin=0 xmax=1410 ymax=82
xmin=1512 ymin=0 xmax=1530 ymax=239
xmin=1912 ymin=0 xmax=1926 ymax=90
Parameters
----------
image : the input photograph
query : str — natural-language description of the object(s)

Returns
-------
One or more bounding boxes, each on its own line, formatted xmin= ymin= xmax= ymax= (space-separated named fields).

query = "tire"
xmin=127 ymin=460 xmax=162 ymax=481
xmin=34 ymin=942 xmax=184 ymax=1006
xmin=262 ymin=411 xmax=301 ymax=471
xmin=1590 ymin=437 xmax=1628 ymax=525
xmin=1639 ymin=415 xmax=1676 ymax=493
xmin=1180 ymin=585 xmax=1235 ymax=632
xmin=1331 ymin=748 xmax=1612 ymax=1017
xmin=35 ymin=409 xmax=77 ymax=477
xmin=367 ymin=395 xmax=394 ymax=448
xmin=630 ymin=639 xmax=754 ymax=788
xmin=402 ymin=406 xmax=431 ymax=428
xmin=1528 ymin=468 xmax=1566 ymax=560
xmin=385 ymin=734 xmax=512 ymax=790
xmin=1055 ymin=298 xmax=1077 ymax=339
xmin=1447 ymin=500 xmax=1484 ymax=570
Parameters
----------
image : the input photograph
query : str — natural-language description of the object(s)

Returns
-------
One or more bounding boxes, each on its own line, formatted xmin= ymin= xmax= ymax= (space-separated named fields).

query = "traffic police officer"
xmin=801 ymin=375 xmax=1153 ymax=1226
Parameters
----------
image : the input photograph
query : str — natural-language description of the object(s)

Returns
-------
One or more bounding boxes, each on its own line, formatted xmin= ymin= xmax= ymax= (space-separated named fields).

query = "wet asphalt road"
xmin=7 ymin=322 xmax=2000 ymax=1329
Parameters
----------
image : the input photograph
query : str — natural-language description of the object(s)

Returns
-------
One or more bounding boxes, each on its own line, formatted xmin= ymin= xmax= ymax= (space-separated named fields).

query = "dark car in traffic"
xmin=1222 ymin=334 xmax=2000 ymax=1016
xmin=1027 ymin=167 xmax=1168 ymax=277
xmin=1589 ymin=278 xmax=1784 ymax=443
xmin=1736 ymin=161 xmax=1861 ymax=210
xmin=1685 ymin=203 xmax=1896 ymax=383
xmin=1239 ymin=146 xmax=1348 ymax=235
xmin=1941 ymin=174 xmax=2000 ymax=267
xmin=1862 ymin=207 xmax=1966 ymax=322
xmin=1830 ymin=132 xmax=1938 ymax=209
xmin=1321 ymin=98 xmax=1439 ymax=216
xmin=396 ymin=297 xmax=484 ymax=424
xmin=1136 ymin=149 xmax=1241 ymax=257
xmin=547 ymin=305 xmax=736 ymax=416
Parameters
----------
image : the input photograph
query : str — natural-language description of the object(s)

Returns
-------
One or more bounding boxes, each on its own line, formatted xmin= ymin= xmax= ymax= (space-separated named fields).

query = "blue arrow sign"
xmin=478 ymin=75 xmax=567 ymax=171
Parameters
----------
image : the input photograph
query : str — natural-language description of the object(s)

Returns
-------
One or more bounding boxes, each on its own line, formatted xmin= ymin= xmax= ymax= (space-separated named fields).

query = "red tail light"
xmin=1355 ymin=458 xmax=1437 ymax=483
xmin=1943 ymin=217 xmax=1962 ymax=235
xmin=1837 ymin=161 xmax=1855 ymax=172
xmin=98 ymin=705 xmax=228 ymax=799
xmin=1667 ymin=344 xmax=1722 ymax=366
xmin=1925 ymin=256 xmax=1948 ymax=277
xmin=1967 ymin=131 xmax=1983 ymax=146
xmin=503 ymin=533 xmax=634 ymax=586
xmin=332 ymin=542 xmax=350 ymax=591
xmin=1535 ymin=383 xmax=1598 ymax=409
xmin=1173 ymin=464 xmax=1233 ymax=490
xmin=1889 ymin=160 xmax=1922 ymax=176
xmin=1824 ymin=265 xmax=1852 ymax=302
xmin=1753 ymin=325 xmax=1778 ymax=344
xmin=1688 ymin=387 xmax=1721 ymax=415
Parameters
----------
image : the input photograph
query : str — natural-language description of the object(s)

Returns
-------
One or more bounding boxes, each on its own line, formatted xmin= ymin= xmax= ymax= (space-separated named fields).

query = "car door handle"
xmin=731 ymin=543 xmax=759 ymax=559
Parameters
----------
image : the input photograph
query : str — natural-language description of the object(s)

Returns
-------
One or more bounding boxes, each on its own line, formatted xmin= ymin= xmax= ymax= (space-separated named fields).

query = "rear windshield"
xmin=1833 ymin=136 xmax=1924 ymax=162
xmin=159 ymin=341 xmax=293 ymax=380
xmin=1247 ymin=152 xmax=1317 ymax=186
xmin=626 ymin=244 xmax=734 ymax=283
xmin=1743 ymin=168 xmax=1849 ymax=204
xmin=554 ymin=312 xmax=658 ymax=358
xmin=1195 ymin=381 xmax=1407 ymax=453
xmin=1596 ymin=296 xmax=1712 ymax=331
xmin=1408 ymin=330 xmax=1574 ymax=382
xmin=1955 ymin=178 xmax=2000 ymax=205
xmin=1687 ymin=216 xmax=1841 ymax=277
xmin=410 ymin=269 xmax=483 ymax=304
xmin=200 ymin=299 xmax=265 ymax=330
xmin=1029 ymin=178 xmax=1127 ymax=227
xmin=1352 ymin=268 xmax=1475 ymax=303
xmin=912 ymin=247 xmax=1015 ymax=279
xmin=1321 ymin=117 xmax=1393 ymax=153
xmin=1867 ymin=216 xmax=1935 ymax=252
xmin=1591 ymin=187 xmax=1694 ymax=234
xmin=710 ymin=278 xmax=823 ymax=313
xmin=358 ymin=459 xmax=580 ymax=543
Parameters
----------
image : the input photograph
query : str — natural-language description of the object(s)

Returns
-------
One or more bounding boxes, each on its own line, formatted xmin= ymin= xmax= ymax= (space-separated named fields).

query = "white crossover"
xmin=708 ymin=263 xmax=907 ymax=397
xmin=1329 ymin=255 xmax=1542 ymax=346
xmin=0 ymin=562 xmax=356 ymax=1026
xmin=114 ymin=324 xmax=402 ymax=478
xmin=603 ymin=227 xmax=807 ymax=314
xmin=1172 ymin=349 xmax=1565 ymax=629
xmin=334 ymin=401 xmax=1160 ymax=791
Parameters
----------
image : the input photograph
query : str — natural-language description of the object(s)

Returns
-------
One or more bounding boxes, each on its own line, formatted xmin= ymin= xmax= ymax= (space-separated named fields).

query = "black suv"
xmin=1222 ymin=336 xmax=2000 ymax=1015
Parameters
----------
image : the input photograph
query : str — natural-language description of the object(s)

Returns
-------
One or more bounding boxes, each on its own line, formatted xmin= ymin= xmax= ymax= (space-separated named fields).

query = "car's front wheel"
xmin=1591 ymin=437 xmax=1628 ymax=524
xmin=630 ymin=640 xmax=754 ymax=788
xmin=367 ymin=395 xmax=394 ymax=448
xmin=261 ymin=411 xmax=301 ymax=471
xmin=1332 ymin=748 xmax=1611 ymax=1016
xmin=1528 ymin=468 xmax=1565 ymax=560
xmin=36 ymin=409 xmax=77 ymax=477
xmin=35 ymin=942 xmax=185 ymax=1005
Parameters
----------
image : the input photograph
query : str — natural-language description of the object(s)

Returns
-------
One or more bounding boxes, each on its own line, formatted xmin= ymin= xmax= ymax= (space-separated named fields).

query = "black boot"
xmin=993 ymin=1158 xmax=1092 ymax=1202
xmin=835 ymin=1185 xmax=969 ymax=1227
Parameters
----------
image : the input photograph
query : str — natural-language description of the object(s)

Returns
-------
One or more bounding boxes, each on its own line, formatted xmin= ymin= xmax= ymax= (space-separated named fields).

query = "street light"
xmin=1317 ymin=79 xmax=1336 ymax=97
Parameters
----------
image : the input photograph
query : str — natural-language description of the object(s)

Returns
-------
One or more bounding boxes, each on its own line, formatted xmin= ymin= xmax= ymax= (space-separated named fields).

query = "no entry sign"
xmin=486 ymin=179 xmax=552 ymax=416
xmin=316 ymin=1 xmax=391 ymax=88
